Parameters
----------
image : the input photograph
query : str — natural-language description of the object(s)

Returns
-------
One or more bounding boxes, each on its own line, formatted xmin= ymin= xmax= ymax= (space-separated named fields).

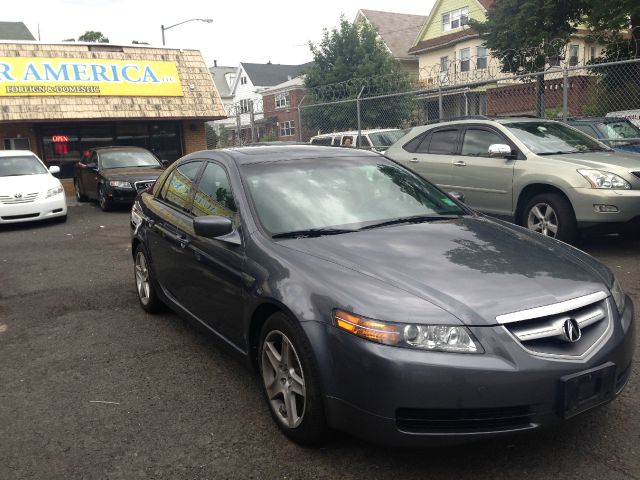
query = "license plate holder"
xmin=559 ymin=362 xmax=616 ymax=419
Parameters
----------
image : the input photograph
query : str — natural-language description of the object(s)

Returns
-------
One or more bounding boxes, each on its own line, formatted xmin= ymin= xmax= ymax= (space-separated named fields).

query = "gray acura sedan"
xmin=130 ymin=146 xmax=634 ymax=446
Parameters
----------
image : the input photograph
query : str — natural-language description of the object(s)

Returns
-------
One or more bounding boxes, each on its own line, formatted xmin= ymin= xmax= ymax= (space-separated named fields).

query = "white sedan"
xmin=0 ymin=150 xmax=67 ymax=224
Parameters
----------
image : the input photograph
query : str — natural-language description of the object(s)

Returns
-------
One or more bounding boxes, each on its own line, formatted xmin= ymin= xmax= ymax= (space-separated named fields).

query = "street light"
xmin=161 ymin=18 xmax=213 ymax=46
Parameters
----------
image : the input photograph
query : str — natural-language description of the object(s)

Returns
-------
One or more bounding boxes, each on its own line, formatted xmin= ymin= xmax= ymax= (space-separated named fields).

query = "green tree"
xmin=303 ymin=17 xmax=415 ymax=133
xmin=77 ymin=31 xmax=109 ymax=43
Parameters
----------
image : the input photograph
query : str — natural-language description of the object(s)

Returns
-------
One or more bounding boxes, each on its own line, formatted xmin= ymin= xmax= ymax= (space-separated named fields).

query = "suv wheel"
xmin=523 ymin=193 xmax=578 ymax=244
xmin=258 ymin=312 xmax=329 ymax=445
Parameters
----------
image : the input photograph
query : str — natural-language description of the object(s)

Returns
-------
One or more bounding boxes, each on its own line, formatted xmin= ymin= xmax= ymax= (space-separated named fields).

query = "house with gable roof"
xmin=354 ymin=9 xmax=427 ymax=78
xmin=209 ymin=61 xmax=311 ymax=144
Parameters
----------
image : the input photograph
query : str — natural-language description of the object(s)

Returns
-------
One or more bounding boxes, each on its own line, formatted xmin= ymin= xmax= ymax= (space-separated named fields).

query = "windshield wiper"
xmin=538 ymin=150 xmax=582 ymax=155
xmin=358 ymin=214 xmax=463 ymax=231
xmin=272 ymin=227 xmax=358 ymax=239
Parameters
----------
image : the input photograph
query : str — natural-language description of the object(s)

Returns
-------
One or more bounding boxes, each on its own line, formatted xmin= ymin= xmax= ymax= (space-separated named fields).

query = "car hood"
xmin=102 ymin=167 xmax=163 ymax=182
xmin=0 ymin=173 xmax=59 ymax=195
xmin=277 ymin=217 xmax=611 ymax=326
xmin=541 ymin=150 xmax=640 ymax=170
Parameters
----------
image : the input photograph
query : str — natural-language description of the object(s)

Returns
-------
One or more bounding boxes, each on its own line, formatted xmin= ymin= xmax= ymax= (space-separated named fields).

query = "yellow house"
xmin=408 ymin=0 xmax=606 ymax=118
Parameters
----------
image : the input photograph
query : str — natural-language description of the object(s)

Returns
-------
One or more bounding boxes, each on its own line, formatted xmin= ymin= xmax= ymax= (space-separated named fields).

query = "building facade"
xmin=261 ymin=76 xmax=308 ymax=141
xmin=0 ymin=41 xmax=225 ymax=176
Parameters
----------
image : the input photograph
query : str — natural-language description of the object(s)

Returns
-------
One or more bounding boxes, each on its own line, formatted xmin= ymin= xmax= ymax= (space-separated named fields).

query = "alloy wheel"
xmin=134 ymin=251 xmax=151 ymax=305
xmin=527 ymin=202 xmax=559 ymax=238
xmin=261 ymin=330 xmax=306 ymax=429
xmin=98 ymin=187 xmax=106 ymax=209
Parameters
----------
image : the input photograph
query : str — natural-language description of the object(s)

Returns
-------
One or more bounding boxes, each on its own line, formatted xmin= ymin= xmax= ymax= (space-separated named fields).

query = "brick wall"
xmin=262 ymin=87 xmax=307 ymax=140
xmin=182 ymin=120 xmax=207 ymax=154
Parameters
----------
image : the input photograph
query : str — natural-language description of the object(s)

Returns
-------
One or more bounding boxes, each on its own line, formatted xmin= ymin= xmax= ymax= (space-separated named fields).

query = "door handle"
xmin=409 ymin=157 xmax=419 ymax=163
xmin=453 ymin=160 xmax=467 ymax=167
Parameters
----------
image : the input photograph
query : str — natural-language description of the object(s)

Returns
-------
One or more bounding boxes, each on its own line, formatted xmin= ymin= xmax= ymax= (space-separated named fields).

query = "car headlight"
xmin=46 ymin=184 xmax=64 ymax=198
xmin=334 ymin=310 xmax=482 ymax=353
xmin=611 ymin=277 xmax=626 ymax=315
xmin=578 ymin=169 xmax=631 ymax=189
xmin=109 ymin=180 xmax=133 ymax=189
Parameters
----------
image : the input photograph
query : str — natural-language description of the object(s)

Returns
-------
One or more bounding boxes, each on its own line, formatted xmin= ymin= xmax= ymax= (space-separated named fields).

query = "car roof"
xmin=91 ymin=146 xmax=152 ymax=152
xmin=0 ymin=150 xmax=37 ymax=157
xmin=213 ymin=145 xmax=382 ymax=165
xmin=311 ymin=129 xmax=401 ymax=137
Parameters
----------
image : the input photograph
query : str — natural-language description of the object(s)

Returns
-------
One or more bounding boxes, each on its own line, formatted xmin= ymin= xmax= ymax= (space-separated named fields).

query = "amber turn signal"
xmin=334 ymin=310 xmax=400 ymax=345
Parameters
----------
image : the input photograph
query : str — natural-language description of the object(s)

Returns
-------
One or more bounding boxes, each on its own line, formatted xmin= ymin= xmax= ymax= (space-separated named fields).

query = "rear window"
xmin=311 ymin=137 xmax=333 ymax=146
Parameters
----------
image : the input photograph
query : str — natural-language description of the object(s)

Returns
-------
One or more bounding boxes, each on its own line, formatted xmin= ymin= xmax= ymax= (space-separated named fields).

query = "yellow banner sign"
xmin=0 ymin=57 xmax=184 ymax=96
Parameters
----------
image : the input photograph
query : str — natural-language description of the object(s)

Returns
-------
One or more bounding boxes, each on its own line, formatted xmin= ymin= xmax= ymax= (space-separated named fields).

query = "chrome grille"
xmin=498 ymin=291 xmax=612 ymax=359
xmin=0 ymin=192 xmax=39 ymax=204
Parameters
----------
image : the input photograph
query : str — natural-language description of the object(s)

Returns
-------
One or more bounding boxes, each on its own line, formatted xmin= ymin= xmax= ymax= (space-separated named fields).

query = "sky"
xmin=3 ymin=0 xmax=435 ymax=67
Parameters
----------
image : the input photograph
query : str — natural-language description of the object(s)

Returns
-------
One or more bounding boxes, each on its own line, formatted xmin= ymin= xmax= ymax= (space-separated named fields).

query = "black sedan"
xmin=74 ymin=147 xmax=165 ymax=211
xmin=130 ymin=146 xmax=634 ymax=447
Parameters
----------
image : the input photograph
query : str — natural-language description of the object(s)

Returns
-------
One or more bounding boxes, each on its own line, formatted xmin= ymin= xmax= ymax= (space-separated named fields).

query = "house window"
xmin=240 ymin=76 xmax=248 ymax=85
xmin=439 ymin=56 xmax=449 ymax=83
xmin=442 ymin=7 xmax=469 ymax=32
xmin=476 ymin=47 xmax=488 ymax=69
xmin=275 ymin=92 xmax=290 ymax=109
xmin=460 ymin=48 xmax=470 ymax=72
xmin=239 ymin=99 xmax=252 ymax=114
xmin=279 ymin=120 xmax=295 ymax=137
xmin=589 ymin=46 xmax=597 ymax=61
xmin=569 ymin=45 xmax=579 ymax=66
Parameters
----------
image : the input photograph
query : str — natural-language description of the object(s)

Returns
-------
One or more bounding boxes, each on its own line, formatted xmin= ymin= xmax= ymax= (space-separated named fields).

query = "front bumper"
xmin=304 ymin=297 xmax=634 ymax=446
xmin=106 ymin=186 xmax=138 ymax=204
xmin=0 ymin=194 xmax=67 ymax=224
xmin=571 ymin=187 xmax=640 ymax=228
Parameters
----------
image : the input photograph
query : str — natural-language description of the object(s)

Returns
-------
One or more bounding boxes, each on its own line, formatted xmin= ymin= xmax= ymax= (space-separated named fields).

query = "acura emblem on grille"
xmin=562 ymin=318 xmax=582 ymax=343
xmin=14 ymin=193 xmax=22 ymax=198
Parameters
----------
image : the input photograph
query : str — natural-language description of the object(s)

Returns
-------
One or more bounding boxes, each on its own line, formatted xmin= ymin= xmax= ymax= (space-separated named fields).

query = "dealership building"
xmin=0 ymin=29 xmax=225 ymax=176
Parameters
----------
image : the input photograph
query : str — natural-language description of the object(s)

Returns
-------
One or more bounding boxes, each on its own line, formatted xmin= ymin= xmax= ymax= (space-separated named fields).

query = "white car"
xmin=0 ymin=150 xmax=67 ymax=224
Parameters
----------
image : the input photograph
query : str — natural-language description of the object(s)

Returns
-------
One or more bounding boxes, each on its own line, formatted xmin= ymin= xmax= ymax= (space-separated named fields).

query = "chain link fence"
xmin=209 ymin=46 xmax=640 ymax=149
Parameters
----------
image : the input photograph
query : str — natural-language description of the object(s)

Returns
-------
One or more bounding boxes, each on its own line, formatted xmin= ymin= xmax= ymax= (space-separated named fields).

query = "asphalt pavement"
xmin=1 ymin=197 xmax=639 ymax=480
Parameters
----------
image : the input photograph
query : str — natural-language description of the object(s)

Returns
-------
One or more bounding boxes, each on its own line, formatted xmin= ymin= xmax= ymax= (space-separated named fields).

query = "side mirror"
xmin=449 ymin=191 xmax=465 ymax=203
xmin=488 ymin=144 xmax=512 ymax=158
xmin=193 ymin=215 xmax=233 ymax=238
xmin=49 ymin=165 xmax=61 ymax=174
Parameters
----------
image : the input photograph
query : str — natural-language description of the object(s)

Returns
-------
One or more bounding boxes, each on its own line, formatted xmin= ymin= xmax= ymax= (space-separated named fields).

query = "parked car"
xmin=386 ymin=118 xmax=640 ymax=243
xmin=565 ymin=117 xmax=640 ymax=154
xmin=74 ymin=147 xmax=165 ymax=211
xmin=0 ymin=150 xmax=67 ymax=224
xmin=310 ymin=129 xmax=407 ymax=153
xmin=130 ymin=145 xmax=634 ymax=447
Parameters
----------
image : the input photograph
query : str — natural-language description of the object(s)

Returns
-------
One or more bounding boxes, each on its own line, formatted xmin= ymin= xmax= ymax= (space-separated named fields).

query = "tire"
xmin=98 ymin=184 xmax=112 ymax=212
xmin=522 ymin=193 xmax=578 ymax=244
xmin=258 ymin=312 xmax=329 ymax=446
xmin=74 ymin=178 xmax=87 ymax=202
xmin=133 ymin=244 xmax=165 ymax=313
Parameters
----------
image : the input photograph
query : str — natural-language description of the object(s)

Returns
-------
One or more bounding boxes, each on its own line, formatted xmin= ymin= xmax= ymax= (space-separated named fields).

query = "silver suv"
xmin=386 ymin=118 xmax=640 ymax=243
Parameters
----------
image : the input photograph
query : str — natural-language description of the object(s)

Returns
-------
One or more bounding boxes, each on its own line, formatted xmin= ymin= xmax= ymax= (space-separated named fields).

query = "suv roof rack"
xmin=425 ymin=115 xmax=492 ymax=125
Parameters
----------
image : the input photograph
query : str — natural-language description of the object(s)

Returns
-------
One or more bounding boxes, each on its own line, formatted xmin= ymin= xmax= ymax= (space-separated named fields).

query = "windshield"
xmin=503 ymin=121 xmax=607 ymax=154
xmin=242 ymin=157 xmax=466 ymax=236
xmin=368 ymin=130 xmax=407 ymax=150
xmin=0 ymin=155 xmax=48 ymax=176
xmin=101 ymin=150 xmax=160 ymax=169
xmin=596 ymin=121 xmax=640 ymax=146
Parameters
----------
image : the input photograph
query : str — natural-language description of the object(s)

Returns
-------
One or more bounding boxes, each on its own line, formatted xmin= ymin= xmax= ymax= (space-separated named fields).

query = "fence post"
xmin=536 ymin=72 xmax=545 ymax=118
xmin=438 ymin=85 xmax=443 ymax=120
xmin=297 ymin=95 xmax=307 ymax=142
xmin=356 ymin=86 xmax=365 ymax=149
xmin=235 ymin=110 xmax=241 ymax=147
xmin=249 ymin=100 xmax=256 ymax=142
xmin=562 ymin=66 xmax=569 ymax=121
